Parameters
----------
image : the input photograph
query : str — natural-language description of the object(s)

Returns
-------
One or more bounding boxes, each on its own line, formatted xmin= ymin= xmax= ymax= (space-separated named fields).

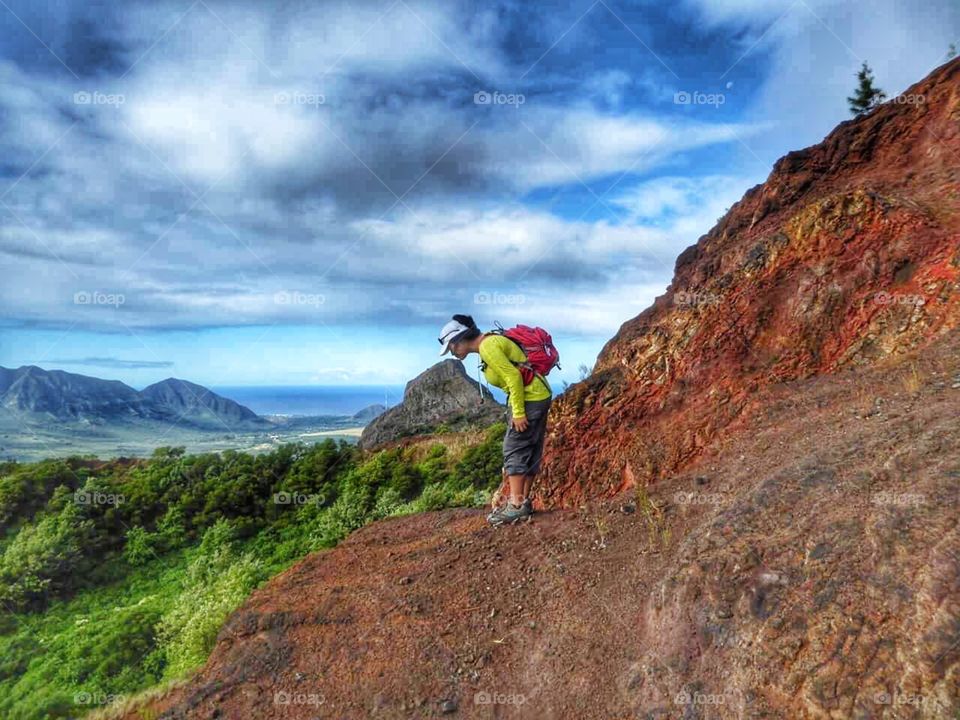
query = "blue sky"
xmin=0 ymin=0 xmax=956 ymax=388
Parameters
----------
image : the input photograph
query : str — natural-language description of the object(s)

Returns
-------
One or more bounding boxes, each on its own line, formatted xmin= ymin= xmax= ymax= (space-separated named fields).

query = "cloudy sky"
xmin=0 ymin=0 xmax=956 ymax=389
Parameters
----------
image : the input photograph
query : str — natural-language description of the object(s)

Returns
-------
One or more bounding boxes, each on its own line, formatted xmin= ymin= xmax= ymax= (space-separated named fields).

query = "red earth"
xmin=538 ymin=57 xmax=960 ymax=508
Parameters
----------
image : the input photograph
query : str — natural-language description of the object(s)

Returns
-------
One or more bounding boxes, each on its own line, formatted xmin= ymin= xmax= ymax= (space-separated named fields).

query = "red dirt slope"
xmin=538 ymin=57 xmax=960 ymax=508
xmin=121 ymin=329 xmax=959 ymax=719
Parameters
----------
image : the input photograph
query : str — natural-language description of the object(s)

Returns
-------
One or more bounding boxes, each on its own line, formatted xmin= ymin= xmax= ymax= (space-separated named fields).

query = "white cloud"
xmin=611 ymin=175 xmax=758 ymax=228
xmin=480 ymin=108 xmax=762 ymax=190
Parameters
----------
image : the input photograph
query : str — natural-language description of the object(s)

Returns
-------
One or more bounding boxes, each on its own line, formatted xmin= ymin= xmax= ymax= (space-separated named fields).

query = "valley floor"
xmin=0 ymin=418 xmax=364 ymax=462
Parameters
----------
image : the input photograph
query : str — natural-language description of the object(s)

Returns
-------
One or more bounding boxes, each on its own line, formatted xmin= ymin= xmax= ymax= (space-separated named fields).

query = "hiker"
xmin=438 ymin=314 xmax=554 ymax=525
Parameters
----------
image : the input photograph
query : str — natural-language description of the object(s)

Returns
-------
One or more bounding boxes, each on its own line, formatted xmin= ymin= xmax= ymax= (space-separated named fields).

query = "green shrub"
xmin=454 ymin=422 xmax=506 ymax=491
xmin=155 ymin=520 xmax=265 ymax=677
xmin=0 ymin=502 xmax=96 ymax=610
xmin=122 ymin=526 xmax=158 ymax=565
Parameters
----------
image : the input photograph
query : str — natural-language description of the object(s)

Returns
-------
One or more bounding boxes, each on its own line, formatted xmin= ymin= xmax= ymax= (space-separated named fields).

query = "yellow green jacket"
xmin=478 ymin=334 xmax=552 ymax=418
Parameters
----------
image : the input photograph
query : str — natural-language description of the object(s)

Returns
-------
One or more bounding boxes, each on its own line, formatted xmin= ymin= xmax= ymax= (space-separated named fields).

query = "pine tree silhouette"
xmin=847 ymin=62 xmax=887 ymax=116
xmin=948 ymin=43 xmax=957 ymax=60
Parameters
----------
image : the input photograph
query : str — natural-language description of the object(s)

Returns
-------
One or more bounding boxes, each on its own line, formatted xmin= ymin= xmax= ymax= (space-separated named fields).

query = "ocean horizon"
xmin=211 ymin=385 xmax=407 ymax=417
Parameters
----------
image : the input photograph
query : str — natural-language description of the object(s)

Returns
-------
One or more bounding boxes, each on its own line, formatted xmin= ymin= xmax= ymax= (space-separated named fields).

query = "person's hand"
xmin=512 ymin=415 xmax=529 ymax=432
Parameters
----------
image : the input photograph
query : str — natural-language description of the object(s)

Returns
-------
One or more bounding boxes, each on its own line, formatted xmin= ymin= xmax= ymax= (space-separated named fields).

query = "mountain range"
xmin=0 ymin=365 xmax=269 ymax=431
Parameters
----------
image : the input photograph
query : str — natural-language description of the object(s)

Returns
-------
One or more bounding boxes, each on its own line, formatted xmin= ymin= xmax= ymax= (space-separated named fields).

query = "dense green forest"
xmin=0 ymin=425 xmax=505 ymax=719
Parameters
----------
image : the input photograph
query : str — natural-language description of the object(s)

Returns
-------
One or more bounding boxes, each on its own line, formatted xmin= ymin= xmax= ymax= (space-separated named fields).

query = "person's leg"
xmin=521 ymin=471 xmax=534 ymax=501
xmin=507 ymin=473 xmax=525 ymax=506
xmin=521 ymin=397 xmax=551 ymax=507
xmin=490 ymin=415 xmax=531 ymax=522
xmin=490 ymin=397 xmax=550 ymax=523
xmin=491 ymin=467 xmax=508 ymax=510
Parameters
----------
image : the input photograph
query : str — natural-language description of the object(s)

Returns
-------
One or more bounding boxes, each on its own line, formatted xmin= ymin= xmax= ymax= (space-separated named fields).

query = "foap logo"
xmin=274 ymin=690 xmax=324 ymax=706
xmin=474 ymin=291 xmax=526 ymax=306
xmin=456 ymin=159 xmax=522 ymax=176
xmin=674 ymin=689 xmax=725 ymax=706
xmin=674 ymin=290 xmax=721 ymax=308
xmin=871 ymin=491 xmax=925 ymax=507
xmin=891 ymin=93 xmax=925 ymax=106
xmin=274 ymin=290 xmax=325 ymax=307
xmin=673 ymin=90 xmax=725 ymax=107
xmin=474 ymin=90 xmax=525 ymax=107
xmin=74 ymin=691 xmax=126 ymax=706
xmin=75 ymin=490 xmax=125 ymax=507
xmin=673 ymin=490 xmax=726 ymax=507
xmin=873 ymin=691 xmax=930 ymax=707
xmin=274 ymin=90 xmax=325 ymax=107
xmin=873 ymin=291 xmax=925 ymax=307
xmin=74 ymin=290 xmax=125 ymax=308
xmin=273 ymin=491 xmax=325 ymax=506
xmin=474 ymin=690 xmax=527 ymax=706
xmin=73 ymin=90 xmax=125 ymax=106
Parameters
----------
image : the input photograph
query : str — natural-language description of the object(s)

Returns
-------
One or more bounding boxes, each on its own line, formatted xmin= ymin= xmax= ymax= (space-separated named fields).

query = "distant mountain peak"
xmin=0 ymin=365 xmax=268 ymax=430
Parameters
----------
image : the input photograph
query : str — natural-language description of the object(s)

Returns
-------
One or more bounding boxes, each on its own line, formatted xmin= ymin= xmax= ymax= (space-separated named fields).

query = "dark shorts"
xmin=503 ymin=396 xmax=552 ymax=476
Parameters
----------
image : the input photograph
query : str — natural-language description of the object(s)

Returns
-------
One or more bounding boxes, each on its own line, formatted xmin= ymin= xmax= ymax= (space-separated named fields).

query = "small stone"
xmin=620 ymin=503 xmax=636 ymax=514
xmin=440 ymin=699 xmax=458 ymax=713
xmin=951 ymin=382 xmax=960 ymax=389
xmin=399 ymin=576 xmax=413 ymax=585
xmin=716 ymin=606 xmax=733 ymax=619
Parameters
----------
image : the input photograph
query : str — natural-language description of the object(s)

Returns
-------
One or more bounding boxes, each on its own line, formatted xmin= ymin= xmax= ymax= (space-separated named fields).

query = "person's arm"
xmin=480 ymin=339 xmax=527 ymax=418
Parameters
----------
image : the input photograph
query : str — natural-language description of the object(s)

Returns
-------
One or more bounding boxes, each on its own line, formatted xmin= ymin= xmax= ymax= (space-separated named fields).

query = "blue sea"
xmin=211 ymin=385 xmax=407 ymax=417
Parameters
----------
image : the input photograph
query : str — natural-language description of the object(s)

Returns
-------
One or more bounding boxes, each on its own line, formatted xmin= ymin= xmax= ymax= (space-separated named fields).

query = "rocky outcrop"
xmin=358 ymin=360 xmax=502 ymax=450
xmin=539 ymin=57 xmax=960 ymax=508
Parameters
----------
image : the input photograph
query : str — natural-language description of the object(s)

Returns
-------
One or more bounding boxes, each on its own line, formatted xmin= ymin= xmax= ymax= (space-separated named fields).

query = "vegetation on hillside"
xmin=0 ymin=425 xmax=505 ymax=719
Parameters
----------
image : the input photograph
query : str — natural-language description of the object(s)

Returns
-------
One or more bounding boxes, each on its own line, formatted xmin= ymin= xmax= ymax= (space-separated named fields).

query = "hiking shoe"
xmin=522 ymin=497 xmax=533 ymax=515
xmin=488 ymin=501 xmax=531 ymax=526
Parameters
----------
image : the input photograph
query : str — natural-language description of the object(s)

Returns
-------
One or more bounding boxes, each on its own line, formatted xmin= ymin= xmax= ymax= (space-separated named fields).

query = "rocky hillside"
xmin=358 ymin=360 xmax=502 ymax=450
xmin=117 ymin=328 xmax=960 ymax=719
xmin=539 ymin=57 xmax=960 ymax=507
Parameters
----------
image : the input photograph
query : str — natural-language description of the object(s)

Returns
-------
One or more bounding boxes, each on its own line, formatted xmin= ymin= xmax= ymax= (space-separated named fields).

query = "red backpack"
xmin=491 ymin=322 xmax=561 ymax=385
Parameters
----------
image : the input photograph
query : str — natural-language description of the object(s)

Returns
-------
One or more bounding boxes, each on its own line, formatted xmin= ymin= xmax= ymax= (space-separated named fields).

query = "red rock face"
xmin=539 ymin=57 xmax=960 ymax=508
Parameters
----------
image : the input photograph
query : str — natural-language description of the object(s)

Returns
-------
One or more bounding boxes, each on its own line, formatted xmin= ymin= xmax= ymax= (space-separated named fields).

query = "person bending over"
xmin=438 ymin=314 xmax=552 ymax=525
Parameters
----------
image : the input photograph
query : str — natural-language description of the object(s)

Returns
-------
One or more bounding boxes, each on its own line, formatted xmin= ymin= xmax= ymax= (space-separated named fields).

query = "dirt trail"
xmin=121 ymin=330 xmax=960 ymax=720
